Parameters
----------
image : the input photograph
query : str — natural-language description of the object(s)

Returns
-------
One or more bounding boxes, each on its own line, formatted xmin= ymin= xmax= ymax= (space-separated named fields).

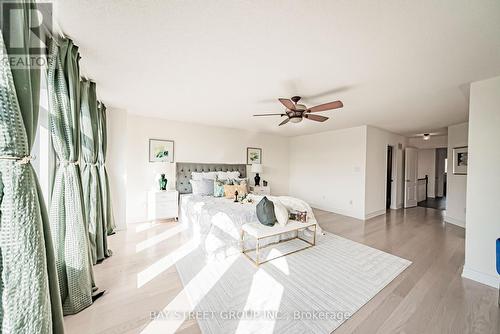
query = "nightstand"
xmin=250 ymin=185 xmax=271 ymax=196
xmin=147 ymin=190 xmax=179 ymax=221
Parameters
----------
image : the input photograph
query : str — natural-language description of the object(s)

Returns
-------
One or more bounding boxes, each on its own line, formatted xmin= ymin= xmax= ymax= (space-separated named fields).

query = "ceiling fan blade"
xmin=278 ymin=98 xmax=297 ymax=111
xmin=253 ymin=113 xmax=285 ymax=117
xmin=279 ymin=118 xmax=290 ymax=126
xmin=307 ymin=101 xmax=343 ymax=113
xmin=304 ymin=114 xmax=329 ymax=122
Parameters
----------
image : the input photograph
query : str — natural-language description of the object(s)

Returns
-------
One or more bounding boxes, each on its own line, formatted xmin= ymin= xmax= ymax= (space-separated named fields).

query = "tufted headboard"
xmin=176 ymin=162 xmax=247 ymax=194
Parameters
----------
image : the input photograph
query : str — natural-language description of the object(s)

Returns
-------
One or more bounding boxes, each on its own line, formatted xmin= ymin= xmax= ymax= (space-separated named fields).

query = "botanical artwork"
xmin=453 ymin=146 xmax=468 ymax=175
xmin=247 ymin=147 xmax=262 ymax=165
xmin=149 ymin=139 xmax=174 ymax=162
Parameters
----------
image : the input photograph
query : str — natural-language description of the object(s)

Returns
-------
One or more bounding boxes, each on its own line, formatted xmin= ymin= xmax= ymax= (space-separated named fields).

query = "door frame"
xmin=386 ymin=145 xmax=394 ymax=209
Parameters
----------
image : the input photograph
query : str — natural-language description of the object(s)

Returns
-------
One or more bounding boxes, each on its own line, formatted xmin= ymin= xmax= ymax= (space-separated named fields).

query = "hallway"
xmin=418 ymin=197 xmax=447 ymax=211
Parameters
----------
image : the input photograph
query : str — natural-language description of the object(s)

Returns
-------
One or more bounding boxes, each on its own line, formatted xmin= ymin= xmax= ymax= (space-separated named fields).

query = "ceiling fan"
xmin=253 ymin=96 xmax=343 ymax=126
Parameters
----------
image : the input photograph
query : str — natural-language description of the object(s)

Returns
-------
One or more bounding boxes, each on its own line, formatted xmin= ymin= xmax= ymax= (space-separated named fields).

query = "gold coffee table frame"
xmin=241 ymin=223 xmax=317 ymax=266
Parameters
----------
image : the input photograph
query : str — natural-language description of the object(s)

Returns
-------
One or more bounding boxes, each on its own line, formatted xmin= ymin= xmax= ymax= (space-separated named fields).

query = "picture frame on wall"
xmin=247 ymin=147 xmax=262 ymax=165
xmin=452 ymin=146 xmax=468 ymax=175
xmin=149 ymin=139 xmax=174 ymax=162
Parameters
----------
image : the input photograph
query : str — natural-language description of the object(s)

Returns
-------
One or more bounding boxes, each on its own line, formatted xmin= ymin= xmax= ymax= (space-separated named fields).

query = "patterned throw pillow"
xmin=214 ymin=178 xmax=225 ymax=197
xmin=223 ymin=184 xmax=248 ymax=199
xmin=231 ymin=178 xmax=247 ymax=185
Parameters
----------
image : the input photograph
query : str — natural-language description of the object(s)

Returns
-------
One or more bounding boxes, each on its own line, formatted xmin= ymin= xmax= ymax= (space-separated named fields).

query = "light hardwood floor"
xmin=64 ymin=207 xmax=500 ymax=334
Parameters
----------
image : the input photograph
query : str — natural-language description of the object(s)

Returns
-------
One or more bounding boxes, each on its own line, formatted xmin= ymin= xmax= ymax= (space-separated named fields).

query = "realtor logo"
xmin=1 ymin=1 xmax=52 ymax=68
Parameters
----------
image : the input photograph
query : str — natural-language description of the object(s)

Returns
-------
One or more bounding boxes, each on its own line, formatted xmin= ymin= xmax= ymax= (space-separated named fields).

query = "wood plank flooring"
xmin=64 ymin=207 xmax=500 ymax=334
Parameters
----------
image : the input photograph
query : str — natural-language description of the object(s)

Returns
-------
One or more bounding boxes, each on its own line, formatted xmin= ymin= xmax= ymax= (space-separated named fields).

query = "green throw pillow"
xmin=214 ymin=178 xmax=225 ymax=197
xmin=256 ymin=196 xmax=277 ymax=227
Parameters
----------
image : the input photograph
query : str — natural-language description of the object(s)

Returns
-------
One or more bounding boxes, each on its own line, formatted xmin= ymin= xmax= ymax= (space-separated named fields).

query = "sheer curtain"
xmin=47 ymin=37 xmax=94 ymax=314
xmin=0 ymin=2 xmax=64 ymax=332
xmin=80 ymin=80 xmax=111 ymax=264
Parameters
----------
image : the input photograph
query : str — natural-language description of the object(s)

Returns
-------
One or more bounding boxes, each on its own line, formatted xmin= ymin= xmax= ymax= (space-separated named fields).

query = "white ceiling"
xmin=54 ymin=0 xmax=500 ymax=137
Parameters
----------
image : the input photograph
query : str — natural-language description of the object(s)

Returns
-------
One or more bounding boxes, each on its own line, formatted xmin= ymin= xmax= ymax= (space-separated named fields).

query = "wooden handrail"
xmin=417 ymin=175 xmax=429 ymax=200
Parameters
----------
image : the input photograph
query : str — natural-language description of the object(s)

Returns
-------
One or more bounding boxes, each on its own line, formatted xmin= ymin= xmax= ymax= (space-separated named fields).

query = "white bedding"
xmin=179 ymin=194 xmax=322 ymax=259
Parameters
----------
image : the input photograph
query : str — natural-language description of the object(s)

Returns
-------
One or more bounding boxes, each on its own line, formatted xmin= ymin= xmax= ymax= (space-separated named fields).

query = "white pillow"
xmin=217 ymin=171 xmax=229 ymax=180
xmin=190 ymin=179 xmax=214 ymax=196
xmin=272 ymin=200 xmax=289 ymax=226
xmin=202 ymin=172 xmax=217 ymax=180
xmin=192 ymin=171 xmax=217 ymax=180
xmin=191 ymin=172 xmax=204 ymax=181
xmin=227 ymin=171 xmax=240 ymax=179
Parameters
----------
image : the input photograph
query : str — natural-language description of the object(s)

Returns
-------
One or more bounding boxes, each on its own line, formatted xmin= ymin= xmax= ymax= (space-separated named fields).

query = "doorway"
xmin=386 ymin=146 xmax=393 ymax=209
xmin=417 ymin=147 xmax=447 ymax=211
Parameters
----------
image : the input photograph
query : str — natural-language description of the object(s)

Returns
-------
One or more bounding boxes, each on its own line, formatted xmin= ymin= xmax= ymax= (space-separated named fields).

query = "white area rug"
xmin=174 ymin=233 xmax=411 ymax=334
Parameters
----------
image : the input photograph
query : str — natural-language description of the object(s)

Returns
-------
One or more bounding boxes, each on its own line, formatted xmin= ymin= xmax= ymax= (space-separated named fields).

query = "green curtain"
xmin=80 ymin=80 xmax=111 ymax=264
xmin=47 ymin=37 xmax=94 ymax=315
xmin=0 ymin=2 xmax=64 ymax=333
xmin=97 ymin=102 xmax=116 ymax=235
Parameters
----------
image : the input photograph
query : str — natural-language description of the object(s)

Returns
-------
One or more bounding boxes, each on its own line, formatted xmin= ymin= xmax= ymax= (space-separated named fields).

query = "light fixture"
xmin=289 ymin=116 xmax=303 ymax=123
xmin=423 ymin=133 xmax=430 ymax=140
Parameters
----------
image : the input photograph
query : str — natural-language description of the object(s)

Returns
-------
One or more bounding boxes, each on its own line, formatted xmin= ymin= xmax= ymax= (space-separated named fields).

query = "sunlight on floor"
xmin=136 ymin=236 xmax=200 ymax=288
xmin=135 ymin=224 xmax=187 ymax=253
xmin=267 ymin=249 xmax=290 ymax=275
xmin=135 ymin=221 xmax=163 ymax=233
xmin=235 ymin=269 xmax=284 ymax=334
xmin=140 ymin=253 xmax=239 ymax=334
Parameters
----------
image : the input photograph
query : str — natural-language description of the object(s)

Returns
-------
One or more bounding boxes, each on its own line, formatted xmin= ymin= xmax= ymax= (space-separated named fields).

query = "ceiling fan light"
xmin=290 ymin=116 xmax=302 ymax=123
xmin=423 ymin=133 xmax=431 ymax=140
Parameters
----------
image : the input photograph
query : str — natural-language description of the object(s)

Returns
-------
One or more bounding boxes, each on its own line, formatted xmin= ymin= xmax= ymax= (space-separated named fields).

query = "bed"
xmin=176 ymin=162 xmax=321 ymax=259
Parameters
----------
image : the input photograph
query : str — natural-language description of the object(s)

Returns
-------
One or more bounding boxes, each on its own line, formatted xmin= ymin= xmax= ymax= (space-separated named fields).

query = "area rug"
xmin=174 ymin=233 xmax=411 ymax=334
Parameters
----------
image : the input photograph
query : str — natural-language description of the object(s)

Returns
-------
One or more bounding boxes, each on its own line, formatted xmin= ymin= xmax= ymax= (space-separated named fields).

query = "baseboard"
xmin=364 ymin=209 xmax=386 ymax=220
xmin=462 ymin=266 xmax=499 ymax=289
xmin=390 ymin=203 xmax=403 ymax=210
xmin=444 ymin=215 xmax=466 ymax=228
xmin=310 ymin=203 xmax=365 ymax=220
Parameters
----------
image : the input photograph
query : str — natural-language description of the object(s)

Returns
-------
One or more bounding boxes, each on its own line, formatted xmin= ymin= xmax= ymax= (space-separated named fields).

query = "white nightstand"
xmin=250 ymin=185 xmax=271 ymax=196
xmin=147 ymin=190 xmax=179 ymax=221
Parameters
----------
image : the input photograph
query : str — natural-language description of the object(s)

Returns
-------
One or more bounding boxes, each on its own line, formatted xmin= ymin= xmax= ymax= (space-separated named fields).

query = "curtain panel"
xmin=97 ymin=102 xmax=116 ymax=235
xmin=0 ymin=2 xmax=64 ymax=332
xmin=80 ymin=80 xmax=111 ymax=264
xmin=47 ymin=37 xmax=94 ymax=315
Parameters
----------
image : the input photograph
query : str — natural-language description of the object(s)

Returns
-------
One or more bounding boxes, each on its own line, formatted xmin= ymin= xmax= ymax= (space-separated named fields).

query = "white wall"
xmin=107 ymin=107 xmax=128 ymax=230
xmin=364 ymin=126 xmax=407 ymax=218
xmin=462 ymin=75 xmax=500 ymax=289
xmin=125 ymin=114 xmax=290 ymax=223
xmin=445 ymin=122 xmax=468 ymax=228
xmin=289 ymin=126 xmax=367 ymax=219
xmin=288 ymin=125 xmax=406 ymax=220
xmin=408 ymin=135 xmax=447 ymax=149
xmin=417 ymin=149 xmax=436 ymax=198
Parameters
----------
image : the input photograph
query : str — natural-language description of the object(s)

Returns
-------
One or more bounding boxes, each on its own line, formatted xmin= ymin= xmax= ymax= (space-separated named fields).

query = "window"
xmin=33 ymin=72 xmax=53 ymax=203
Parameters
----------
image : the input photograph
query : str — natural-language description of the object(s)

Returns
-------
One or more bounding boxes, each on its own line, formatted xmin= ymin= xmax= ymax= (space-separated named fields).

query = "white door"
xmin=404 ymin=147 xmax=418 ymax=208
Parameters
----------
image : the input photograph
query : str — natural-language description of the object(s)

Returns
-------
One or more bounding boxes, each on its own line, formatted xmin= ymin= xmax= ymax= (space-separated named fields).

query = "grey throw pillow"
xmin=256 ymin=196 xmax=277 ymax=227
xmin=190 ymin=179 xmax=214 ymax=195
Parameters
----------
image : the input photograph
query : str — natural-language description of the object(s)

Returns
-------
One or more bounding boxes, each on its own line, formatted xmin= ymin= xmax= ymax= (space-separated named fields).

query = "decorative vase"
xmin=159 ymin=174 xmax=168 ymax=191
xmin=254 ymin=173 xmax=261 ymax=186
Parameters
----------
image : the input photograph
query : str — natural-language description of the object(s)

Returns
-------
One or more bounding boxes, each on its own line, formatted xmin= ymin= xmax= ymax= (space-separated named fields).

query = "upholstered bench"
xmin=241 ymin=221 xmax=317 ymax=266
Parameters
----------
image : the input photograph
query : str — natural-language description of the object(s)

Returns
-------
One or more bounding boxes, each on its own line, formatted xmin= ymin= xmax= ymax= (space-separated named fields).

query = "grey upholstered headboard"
xmin=176 ymin=162 xmax=247 ymax=194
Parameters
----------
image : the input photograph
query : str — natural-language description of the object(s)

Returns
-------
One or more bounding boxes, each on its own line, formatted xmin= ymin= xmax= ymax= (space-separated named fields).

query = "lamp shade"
xmin=251 ymin=164 xmax=263 ymax=173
